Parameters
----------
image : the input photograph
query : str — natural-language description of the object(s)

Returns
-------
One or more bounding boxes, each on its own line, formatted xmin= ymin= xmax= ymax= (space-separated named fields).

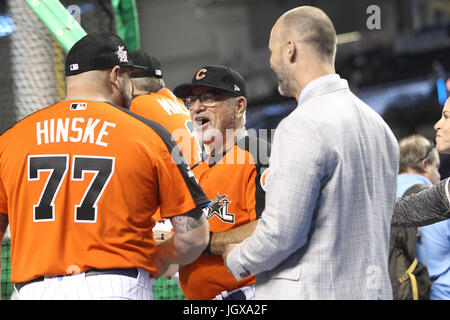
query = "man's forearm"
xmin=392 ymin=178 xmax=450 ymax=227
xmin=210 ymin=220 xmax=258 ymax=255
xmin=164 ymin=211 xmax=209 ymax=265
xmin=170 ymin=224 xmax=209 ymax=265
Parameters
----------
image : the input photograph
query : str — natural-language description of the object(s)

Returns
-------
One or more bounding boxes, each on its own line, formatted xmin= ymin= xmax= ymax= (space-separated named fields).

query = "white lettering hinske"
xmin=36 ymin=118 xmax=116 ymax=147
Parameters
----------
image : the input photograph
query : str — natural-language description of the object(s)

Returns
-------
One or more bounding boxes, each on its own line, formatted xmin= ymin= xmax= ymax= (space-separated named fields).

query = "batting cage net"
xmin=0 ymin=0 xmax=184 ymax=300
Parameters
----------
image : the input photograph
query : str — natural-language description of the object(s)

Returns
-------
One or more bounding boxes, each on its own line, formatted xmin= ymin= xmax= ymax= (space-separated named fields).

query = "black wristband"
xmin=202 ymin=231 xmax=214 ymax=254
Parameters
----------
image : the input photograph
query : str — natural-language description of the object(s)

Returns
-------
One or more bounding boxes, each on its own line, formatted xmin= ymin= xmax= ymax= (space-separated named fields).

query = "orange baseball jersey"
xmin=0 ymin=99 xmax=209 ymax=283
xmin=130 ymin=88 xmax=206 ymax=167
xmin=179 ymin=135 xmax=270 ymax=300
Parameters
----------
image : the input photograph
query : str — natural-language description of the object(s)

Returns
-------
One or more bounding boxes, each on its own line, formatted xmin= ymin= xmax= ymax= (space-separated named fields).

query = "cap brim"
xmin=122 ymin=64 xmax=148 ymax=73
xmin=173 ymin=83 xmax=239 ymax=98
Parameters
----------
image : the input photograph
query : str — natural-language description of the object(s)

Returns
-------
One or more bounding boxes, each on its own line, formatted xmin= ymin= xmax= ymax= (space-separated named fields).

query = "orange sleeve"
xmin=0 ymin=177 xmax=6 ymax=214
xmin=154 ymin=133 xmax=209 ymax=219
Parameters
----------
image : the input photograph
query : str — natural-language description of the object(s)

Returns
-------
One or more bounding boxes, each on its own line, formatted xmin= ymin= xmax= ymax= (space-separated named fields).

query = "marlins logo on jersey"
xmin=180 ymin=135 xmax=270 ymax=300
xmin=204 ymin=192 xmax=235 ymax=224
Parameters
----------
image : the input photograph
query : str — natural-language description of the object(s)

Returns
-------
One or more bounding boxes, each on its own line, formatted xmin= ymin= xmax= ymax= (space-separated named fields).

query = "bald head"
xmin=268 ymin=6 xmax=337 ymax=98
xmin=275 ymin=6 xmax=337 ymax=63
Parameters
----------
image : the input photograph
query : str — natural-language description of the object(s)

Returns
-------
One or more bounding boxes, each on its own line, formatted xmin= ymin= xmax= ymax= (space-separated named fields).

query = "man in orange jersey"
xmin=129 ymin=50 xmax=209 ymax=290
xmin=129 ymin=50 xmax=207 ymax=227
xmin=129 ymin=50 xmax=207 ymax=167
xmin=172 ymin=65 xmax=271 ymax=300
xmin=0 ymin=33 xmax=210 ymax=300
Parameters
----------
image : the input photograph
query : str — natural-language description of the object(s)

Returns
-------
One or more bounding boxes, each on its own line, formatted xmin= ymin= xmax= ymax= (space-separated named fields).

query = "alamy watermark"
xmin=366 ymin=5 xmax=381 ymax=30
xmin=366 ymin=264 xmax=382 ymax=290
xmin=67 ymin=5 xmax=81 ymax=25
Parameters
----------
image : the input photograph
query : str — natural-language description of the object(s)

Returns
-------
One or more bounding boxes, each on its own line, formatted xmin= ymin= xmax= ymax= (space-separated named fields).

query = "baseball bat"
xmin=25 ymin=0 xmax=86 ymax=53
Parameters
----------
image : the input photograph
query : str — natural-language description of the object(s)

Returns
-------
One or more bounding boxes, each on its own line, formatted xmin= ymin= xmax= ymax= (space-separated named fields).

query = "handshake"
xmin=152 ymin=229 xmax=238 ymax=277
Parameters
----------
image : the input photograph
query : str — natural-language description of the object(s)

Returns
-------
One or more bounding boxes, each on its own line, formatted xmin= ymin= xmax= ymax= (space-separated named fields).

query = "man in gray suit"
xmin=223 ymin=6 xmax=400 ymax=299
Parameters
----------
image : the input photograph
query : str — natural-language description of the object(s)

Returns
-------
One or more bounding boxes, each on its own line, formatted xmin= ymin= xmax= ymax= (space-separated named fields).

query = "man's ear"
xmin=108 ymin=66 xmax=121 ymax=89
xmin=235 ymin=97 xmax=247 ymax=119
xmin=286 ymin=40 xmax=297 ymax=63
xmin=421 ymin=158 xmax=430 ymax=171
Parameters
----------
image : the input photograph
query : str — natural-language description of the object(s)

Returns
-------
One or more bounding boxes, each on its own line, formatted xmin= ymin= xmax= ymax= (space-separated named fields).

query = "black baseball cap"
xmin=173 ymin=65 xmax=247 ymax=98
xmin=65 ymin=33 xmax=147 ymax=76
xmin=129 ymin=50 xmax=163 ymax=79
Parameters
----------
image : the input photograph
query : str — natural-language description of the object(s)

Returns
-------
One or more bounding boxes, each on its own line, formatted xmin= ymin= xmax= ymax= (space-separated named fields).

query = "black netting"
xmin=0 ymin=0 xmax=117 ymax=134
xmin=0 ymin=1 xmax=184 ymax=300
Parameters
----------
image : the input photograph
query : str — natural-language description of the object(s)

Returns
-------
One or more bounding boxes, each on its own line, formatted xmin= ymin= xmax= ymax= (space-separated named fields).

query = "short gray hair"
xmin=399 ymin=134 xmax=437 ymax=173
xmin=131 ymin=77 xmax=165 ymax=93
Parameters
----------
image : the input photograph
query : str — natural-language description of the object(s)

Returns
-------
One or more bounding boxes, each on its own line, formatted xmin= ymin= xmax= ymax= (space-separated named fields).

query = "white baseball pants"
xmin=15 ymin=268 xmax=154 ymax=300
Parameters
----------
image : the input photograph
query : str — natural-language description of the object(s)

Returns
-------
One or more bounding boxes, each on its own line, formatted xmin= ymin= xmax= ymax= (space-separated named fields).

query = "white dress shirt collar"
xmin=298 ymin=74 xmax=341 ymax=104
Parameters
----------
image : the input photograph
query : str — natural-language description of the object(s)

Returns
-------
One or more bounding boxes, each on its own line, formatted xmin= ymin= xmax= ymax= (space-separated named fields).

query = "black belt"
xmin=14 ymin=268 xmax=139 ymax=292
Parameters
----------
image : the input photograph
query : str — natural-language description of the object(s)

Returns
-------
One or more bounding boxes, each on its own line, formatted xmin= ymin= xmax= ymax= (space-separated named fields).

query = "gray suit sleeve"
xmin=225 ymin=115 xmax=328 ymax=280
xmin=392 ymin=178 xmax=450 ymax=227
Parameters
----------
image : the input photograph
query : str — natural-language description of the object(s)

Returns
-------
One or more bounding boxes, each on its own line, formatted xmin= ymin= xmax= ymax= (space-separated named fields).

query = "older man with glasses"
xmin=170 ymin=65 xmax=271 ymax=300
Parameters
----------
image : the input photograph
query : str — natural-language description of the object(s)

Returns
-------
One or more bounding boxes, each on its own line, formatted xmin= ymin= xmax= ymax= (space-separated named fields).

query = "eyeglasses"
xmin=183 ymin=91 xmax=237 ymax=109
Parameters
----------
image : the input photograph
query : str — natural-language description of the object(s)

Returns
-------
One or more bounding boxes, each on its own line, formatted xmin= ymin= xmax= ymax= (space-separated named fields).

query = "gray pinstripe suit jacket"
xmin=226 ymin=76 xmax=400 ymax=299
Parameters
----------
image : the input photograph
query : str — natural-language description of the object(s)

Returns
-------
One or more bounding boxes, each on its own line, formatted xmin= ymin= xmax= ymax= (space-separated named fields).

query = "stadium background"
xmin=0 ymin=0 xmax=449 ymax=300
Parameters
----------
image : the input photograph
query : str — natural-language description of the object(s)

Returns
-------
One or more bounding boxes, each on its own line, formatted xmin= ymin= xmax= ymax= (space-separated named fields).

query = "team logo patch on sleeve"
xmin=70 ymin=103 xmax=87 ymax=110
xmin=260 ymin=168 xmax=270 ymax=191
xmin=204 ymin=192 xmax=234 ymax=224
